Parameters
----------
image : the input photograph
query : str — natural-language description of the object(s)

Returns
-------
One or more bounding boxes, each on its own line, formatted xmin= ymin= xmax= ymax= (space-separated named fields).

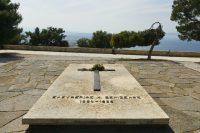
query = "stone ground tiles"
xmin=0 ymin=54 xmax=200 ymax=133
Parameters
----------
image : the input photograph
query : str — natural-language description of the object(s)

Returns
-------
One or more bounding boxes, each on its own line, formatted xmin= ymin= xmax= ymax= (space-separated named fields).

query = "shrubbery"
xmin=77 ymin=30 xmax=112 ymax=48
xmin=111 ymin=31 xmax=144 ymax=48
xmin=77 ymin=38 xmax=91 ymax=47
xmin=26 ymin=27 xmax=69 ymax=47
xmin=91 ymin=30 xmax=112 ymax=48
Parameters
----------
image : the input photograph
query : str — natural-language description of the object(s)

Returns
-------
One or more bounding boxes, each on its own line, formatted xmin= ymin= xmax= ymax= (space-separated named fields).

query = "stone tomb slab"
xmin=22 ymin=64 xmax=169 ymax=125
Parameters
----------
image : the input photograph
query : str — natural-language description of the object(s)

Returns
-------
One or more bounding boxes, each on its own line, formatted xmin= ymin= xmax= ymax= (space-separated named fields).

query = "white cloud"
xmin=11 ymin=0 xmax=176 ymax=33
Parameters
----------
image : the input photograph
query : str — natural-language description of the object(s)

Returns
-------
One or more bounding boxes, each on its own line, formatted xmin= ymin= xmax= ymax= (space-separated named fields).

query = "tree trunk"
xmin=148 ymin=43 xmax=155 ymax=60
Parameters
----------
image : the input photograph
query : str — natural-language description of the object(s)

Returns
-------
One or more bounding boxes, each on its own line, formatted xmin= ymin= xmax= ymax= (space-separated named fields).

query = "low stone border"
xmin=2 ymin=45 xmax=200 ymax=57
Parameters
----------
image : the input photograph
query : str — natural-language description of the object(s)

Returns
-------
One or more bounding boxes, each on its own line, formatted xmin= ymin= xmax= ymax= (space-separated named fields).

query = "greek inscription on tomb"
xmin=52 ymin=95 xmax=141 ymax=104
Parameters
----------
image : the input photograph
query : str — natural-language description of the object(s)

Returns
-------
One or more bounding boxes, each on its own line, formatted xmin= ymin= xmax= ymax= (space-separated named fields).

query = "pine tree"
xmin=0 ymin=0 xmax=22 ymax=45
xmin=171 ymin=0 xmax=200 ymax=41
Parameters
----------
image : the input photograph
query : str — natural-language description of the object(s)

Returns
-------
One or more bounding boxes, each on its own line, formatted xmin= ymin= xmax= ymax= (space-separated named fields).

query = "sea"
xmin=67 ymin=32 xmax=200 ymax=52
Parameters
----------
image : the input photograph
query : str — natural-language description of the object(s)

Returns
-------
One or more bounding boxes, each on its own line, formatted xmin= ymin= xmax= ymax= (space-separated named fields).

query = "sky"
xmin=12 ymin=0 xmax=177 ymax=33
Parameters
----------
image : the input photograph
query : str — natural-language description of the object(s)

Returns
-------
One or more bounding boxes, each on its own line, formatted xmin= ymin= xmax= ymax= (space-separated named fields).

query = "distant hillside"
xmin=66 ymin=32 xmax=92 ymax=47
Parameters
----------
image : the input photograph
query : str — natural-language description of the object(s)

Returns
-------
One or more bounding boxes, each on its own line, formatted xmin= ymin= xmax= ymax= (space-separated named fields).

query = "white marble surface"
xmin=23 ymin=64 xmax=169 ymax=125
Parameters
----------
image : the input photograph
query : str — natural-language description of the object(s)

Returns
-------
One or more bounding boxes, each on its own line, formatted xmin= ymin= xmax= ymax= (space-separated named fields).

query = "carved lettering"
xmin=52 ymin=95 xmax=142 ymax=104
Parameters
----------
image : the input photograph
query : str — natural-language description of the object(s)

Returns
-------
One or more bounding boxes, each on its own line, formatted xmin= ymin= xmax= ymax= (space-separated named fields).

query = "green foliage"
xmin=26 ymin=27 xmax=40 ymax=45
xmin=129 ymin=32 xmax=144 ymax=47
xmin=26 ymin=27 xmax=69 ymax=47
xmin=111 ymin=31 xmax=131 ymax=48
xmin=111 ymin=28 xmax=165 ymax=49
xmin=171 ymin=0 xmax=200 ymax=41
xmin=8 ymin=34 xmax=27 ymax=45
xmin=0 ymin=0 xmax=22 ymax=45
xmin=77 ymin=26 xmax=165 ymax=52
xmin=140 ymin=28 xmax=165 ymax=47
xmin=91 ymin=30 xmax=112 ymax=48
xmin=141 ymin=23 xmax=165 ymax=60
xmin=91 ymin=64 xmax=105 ymax=71
xmin=111 ymin=22 xmax=165 ymax=60
xmin=111 ymin=31 xmax=144 ymax=48
xmin=77 ymin=38 xmax=91 ymax=47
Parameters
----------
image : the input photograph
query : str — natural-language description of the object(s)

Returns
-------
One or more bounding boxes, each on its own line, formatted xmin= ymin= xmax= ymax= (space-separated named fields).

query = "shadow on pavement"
xmin=0 ymin=53 xmax=24 ymax=63
xmin=26 ymin=125 xmax=174 ymax=133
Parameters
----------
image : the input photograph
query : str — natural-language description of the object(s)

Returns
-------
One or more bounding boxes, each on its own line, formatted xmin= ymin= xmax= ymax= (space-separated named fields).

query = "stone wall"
xmin=2 ymin=45 xmax=200 ymax=57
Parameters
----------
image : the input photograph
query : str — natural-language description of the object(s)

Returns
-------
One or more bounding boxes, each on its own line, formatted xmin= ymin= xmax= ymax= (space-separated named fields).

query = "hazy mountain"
xmin=66 ymin=32 xmax=92 ymax=47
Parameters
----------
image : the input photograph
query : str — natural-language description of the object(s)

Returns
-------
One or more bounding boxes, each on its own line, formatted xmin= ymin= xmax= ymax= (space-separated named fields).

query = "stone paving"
xmin=0 ymin=53 xmax=200 ymax=133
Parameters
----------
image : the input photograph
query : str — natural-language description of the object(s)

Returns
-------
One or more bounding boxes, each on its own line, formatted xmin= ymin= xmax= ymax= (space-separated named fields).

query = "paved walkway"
xmin=0 ymin=63 xmax=7 ymax=68
xmin=1 ymin=50 xmax=200 ymax=62
xmin=181 ymin=62 xmax=200 ymax=73
xmin=0 ymin=52 xmax=200 ymax=133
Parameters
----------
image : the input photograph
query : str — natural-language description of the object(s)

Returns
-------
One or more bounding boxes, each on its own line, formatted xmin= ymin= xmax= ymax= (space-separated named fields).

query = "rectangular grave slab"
xmin=22 ymin=64 xmax=169 ymax=125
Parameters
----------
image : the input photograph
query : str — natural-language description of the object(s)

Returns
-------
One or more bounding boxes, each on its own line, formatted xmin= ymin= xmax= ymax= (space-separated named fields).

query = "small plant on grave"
xmin=91 ymin=64 xmax=105 ymax=71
